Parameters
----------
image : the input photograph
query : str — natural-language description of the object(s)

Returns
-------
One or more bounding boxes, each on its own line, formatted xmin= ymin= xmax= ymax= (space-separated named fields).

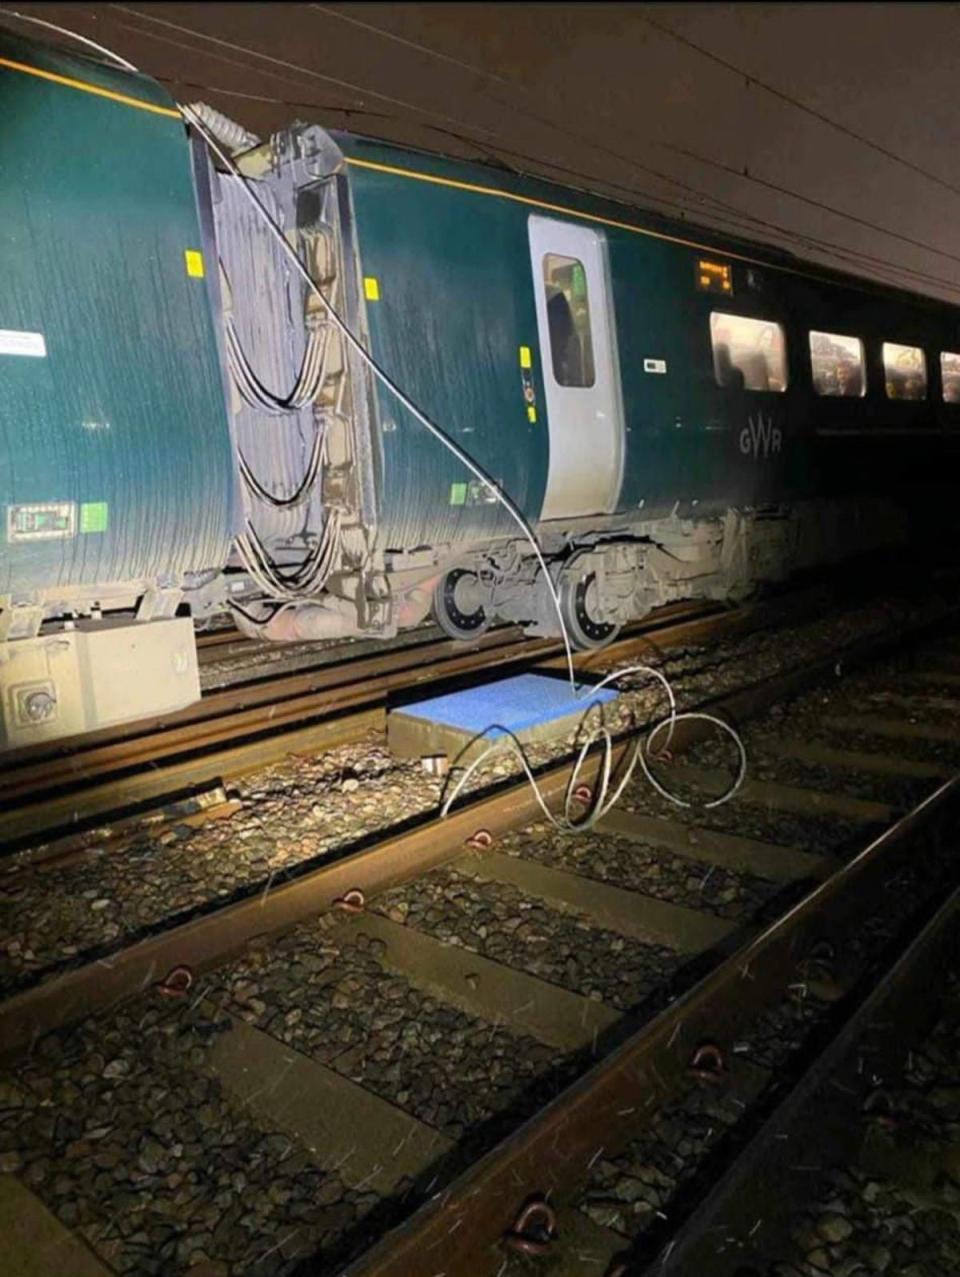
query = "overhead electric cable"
xmin=107 ymin=4 xmax=960 ymax=300
xmin=641 ymin=11 xmax=960 ymax=202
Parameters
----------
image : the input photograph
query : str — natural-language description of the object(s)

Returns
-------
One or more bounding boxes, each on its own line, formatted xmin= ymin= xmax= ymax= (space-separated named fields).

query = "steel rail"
xmin=0 ymin=626 xmax=535 ymax=785
xmin=632 ymin=873 xmax=960 ymax=1275
xmin=0 ymin=590 xmax=819 ymax=849
xmin=0 ymin=603 xmax=950 ymax=1058
xmin=0 ymin=590 xmax=829 ymax=793
xmin=338 ymin=774 xmax=960 ymax=1277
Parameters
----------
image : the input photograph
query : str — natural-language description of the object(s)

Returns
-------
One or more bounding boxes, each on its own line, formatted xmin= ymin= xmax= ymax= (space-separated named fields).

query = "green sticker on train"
xmin=449 ymin=482 xmax=467 ymax=506
xmin=80 ymin=501 xmax=108 ymax=533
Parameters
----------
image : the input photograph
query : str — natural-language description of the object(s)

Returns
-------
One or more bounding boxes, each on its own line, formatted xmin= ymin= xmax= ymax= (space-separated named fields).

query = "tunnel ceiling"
xmin=10 ymin=3 xmax=960 ymax=305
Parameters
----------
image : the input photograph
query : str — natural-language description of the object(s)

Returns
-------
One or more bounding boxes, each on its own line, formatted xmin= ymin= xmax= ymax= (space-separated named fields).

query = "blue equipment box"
xmin=388 ymin=672 xmax=618 ymax=763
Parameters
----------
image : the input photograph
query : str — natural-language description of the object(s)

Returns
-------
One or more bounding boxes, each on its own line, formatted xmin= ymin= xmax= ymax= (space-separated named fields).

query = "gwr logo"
xmin=739 ymin=412 xmax=782 ymax=460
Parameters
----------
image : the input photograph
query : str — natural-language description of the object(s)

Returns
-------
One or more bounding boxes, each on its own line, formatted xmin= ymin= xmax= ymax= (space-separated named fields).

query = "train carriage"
xmin=1 ymin=28 xmax=957 ymax=748
xmin=214 ymin=122 xmax=950 ymax=649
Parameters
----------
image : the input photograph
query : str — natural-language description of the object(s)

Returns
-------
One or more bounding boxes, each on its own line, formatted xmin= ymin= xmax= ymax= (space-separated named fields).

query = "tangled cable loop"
xmin=440 ymin=663 xmax=747 ymax=827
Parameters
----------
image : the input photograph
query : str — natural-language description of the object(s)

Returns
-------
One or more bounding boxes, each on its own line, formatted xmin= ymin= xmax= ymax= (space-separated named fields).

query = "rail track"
xmin=632 ymin=856 xmax=960 ymax=1277
xmin=3 ymin=594 xmax=960 ymax=1275
xmin=0 ymin=558 xmax=947 ymax=855
xmin=0 ymin=587 xmax=828 ymax=851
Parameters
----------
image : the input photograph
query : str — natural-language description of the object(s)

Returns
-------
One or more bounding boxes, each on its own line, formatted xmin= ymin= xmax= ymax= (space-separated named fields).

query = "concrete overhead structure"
xmin=13 ymin=3 xmax=959 ymax=302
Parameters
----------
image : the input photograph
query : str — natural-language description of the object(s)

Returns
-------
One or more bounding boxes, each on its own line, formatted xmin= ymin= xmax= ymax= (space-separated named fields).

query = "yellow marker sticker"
xmin=527 ymin=405 xmax=537 ymax=423
xmin=364 ymin=277 xmax=380 ymax=301
xmin=184 ymin=249 xmax=205 ymax=279
xmin=519 ymin=345 xmax=532 ymax=369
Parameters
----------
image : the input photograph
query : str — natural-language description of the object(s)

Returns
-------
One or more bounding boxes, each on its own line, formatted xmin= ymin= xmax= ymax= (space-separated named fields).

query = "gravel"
xmin=760 ymin=965 xmax=960 ymax=1277
xmin=578 ymin=1085 xmax=749 ymax=1239
xmin=497 ymin=823 xmax=780 ymax=920
xmin=620 ymin=771 xmax=877 ymax=860
xmin=572 ymin=785 xmax=960 ymax=1266
xmin=572 ymin=983 xmax=836 ymax=1249
xmin=375 ymin=867 xmax=687 ymax=1013
xmin=701 ymin=727 xmax=932 ymax=809
xmin=764 ymin=1165 xmax=960 ymax=1276
xmin=1 ymin=594 xmax=957 ymax=1275
xmin=814 ymin=721 xmax=960 ymax=768
xmin=0 ymin=740 xmax=429 ymax=994
xmin=738 ymin=989 xmax=835 ymax=1071
xmin=0 ymin=995 xmax=381 ymax=1277
xmin=0 ymin=595 xmax=953 ymax=1002
xmin=198 ymin=622 xmax=440 ymax=692
xmin=204 ymin=917 xmax=569 ymax=1147
xmin=774 ymin=661 xmax=960 ymax=770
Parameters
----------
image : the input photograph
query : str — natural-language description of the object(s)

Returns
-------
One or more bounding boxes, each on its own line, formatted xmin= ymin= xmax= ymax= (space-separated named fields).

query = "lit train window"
xmin=710 ymin=313 xmax=787 ymax=392
xmin=941 ymin=352 xmax=960 ymax=403
xmin=809 ymin=331 xmax=866 ymax=397
xmin=543 ymin=253 xmax=596 ymax=387
xmin=882 ymin=342 xmax=927 ymax=401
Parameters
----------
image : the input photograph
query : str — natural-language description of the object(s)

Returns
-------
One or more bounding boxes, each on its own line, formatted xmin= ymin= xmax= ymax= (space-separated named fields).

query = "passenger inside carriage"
xmin=547 ymin=289 xmax=585 ymax=387
xmin=710 ymin=313 xmax=785 ymax=392
xmin=712 ymin=340 xmax=746 ymax=392
xmin=835 ymin=360 xmax=863 ymax=397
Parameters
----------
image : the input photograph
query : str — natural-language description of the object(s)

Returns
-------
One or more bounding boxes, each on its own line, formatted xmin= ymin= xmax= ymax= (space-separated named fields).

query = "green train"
xmin=1 ymin=28 xmax=955 ymax=746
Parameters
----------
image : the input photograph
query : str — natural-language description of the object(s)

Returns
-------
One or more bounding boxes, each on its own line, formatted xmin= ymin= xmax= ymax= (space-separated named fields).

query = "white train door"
xmin=528 ymin=215 xmax=624 ymax=520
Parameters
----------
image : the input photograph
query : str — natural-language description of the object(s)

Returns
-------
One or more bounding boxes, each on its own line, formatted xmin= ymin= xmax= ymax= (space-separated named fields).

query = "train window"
xmin=809 ymin=331 xmax=866 ymax=397
xmin=882 ymin=342 xmax=927 ymax=401
xmin=941 ymin=352 xmax=960 ymax=403
xmin=543 ymin=253 xmax=595 ymax=387
xmin=710 ymin=312 xmax=787 ymax=392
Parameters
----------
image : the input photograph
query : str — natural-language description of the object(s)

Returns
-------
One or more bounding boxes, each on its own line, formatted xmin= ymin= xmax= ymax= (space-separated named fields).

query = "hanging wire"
xmin=0 ymin=7 xmax=751 ymax=814
xmin=109 ymin=4 xmax=960 ymax=300
xmin=183 ymin=103 xmax=751 ymax=813
xmin=441 ymin=663 xmax=747 ymax=825
xmin=0 ymin=7 xmax=139 ymax=69
xmin=226 ymin=319 xmax=330 ymax=414
xmin=182 ymin=100 xmax=581 ymax=691
xmin=237 ymin=414 xmax=326 ymax=509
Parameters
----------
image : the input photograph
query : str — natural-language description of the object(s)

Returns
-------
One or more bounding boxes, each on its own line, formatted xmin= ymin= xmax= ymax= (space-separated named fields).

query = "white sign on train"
xmin=0 ymin=329 xmax=47 ymax=358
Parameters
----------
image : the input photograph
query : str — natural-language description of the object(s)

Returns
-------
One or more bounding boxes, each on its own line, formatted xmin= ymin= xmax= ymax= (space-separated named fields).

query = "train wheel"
xmin=559 ymin=565 xmax=621 ymax=650
xmin=433 ymin=567 xmax=490 ymax=640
